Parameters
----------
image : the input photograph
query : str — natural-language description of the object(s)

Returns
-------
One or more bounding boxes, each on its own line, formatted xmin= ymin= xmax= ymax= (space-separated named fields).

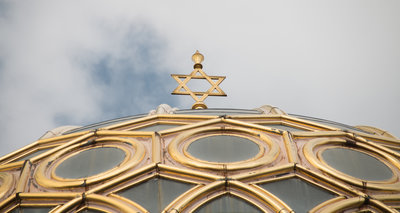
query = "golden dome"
xmin=0 ymin=104 xmax=399 ymax=212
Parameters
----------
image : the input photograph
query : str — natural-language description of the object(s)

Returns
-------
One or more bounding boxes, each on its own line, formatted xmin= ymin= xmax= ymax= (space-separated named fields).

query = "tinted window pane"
xmin=322 ymin=148 xmax=393 ymax=181
xmin=260 ymin=178 xmax=336 ymax=213
xmin=187 ymin=135 xmax=259 ymax=163
xmin=195 ymin=195 xmax=262 ymax=213
xmin=118 ymin=178 xmax=194 ymax=213
xmin=17 ymin=148 xmax=52 ymax=161
xmin=260 ymin=124 xmax=306 ymax=132
xmin=289 ymin=114 xmax=371 ymax=134
xmin=134 ymin=124 xmax=181 ymax=132
xmin=55 ymin=147 xmax=125 ymax=179
xmin=10 ymin=207 xmax=54 ymax=213
xmin=63 ymin=114 xmax=146 ymax=134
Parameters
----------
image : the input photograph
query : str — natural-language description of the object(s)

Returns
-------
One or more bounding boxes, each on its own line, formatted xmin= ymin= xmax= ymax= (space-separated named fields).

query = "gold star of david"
xmin=171 ymin=51 xmax=226 ymax=109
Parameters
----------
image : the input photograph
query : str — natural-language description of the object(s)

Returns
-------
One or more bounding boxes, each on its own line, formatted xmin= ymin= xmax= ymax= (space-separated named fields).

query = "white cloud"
xmin=0 ymin=0 xmax=399 ymax=156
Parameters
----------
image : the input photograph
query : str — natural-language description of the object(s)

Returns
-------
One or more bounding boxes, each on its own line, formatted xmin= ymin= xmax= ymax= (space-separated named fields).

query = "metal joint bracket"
xmin=345 ymin=139 xmax=357 ymax=147
xmin=81 ymin=139 xmax=96 ymax=147
xmin=219 ymin=114 xmax=227 ymax=119
xmin=363 ymin=195 xmax=371 ymax=205
xmin=155 ymin=163 xmax=160 ymax=174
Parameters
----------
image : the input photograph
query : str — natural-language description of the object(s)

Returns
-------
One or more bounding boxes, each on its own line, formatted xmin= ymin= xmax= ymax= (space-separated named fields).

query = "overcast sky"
xmin=0 ymin=1 xmax=399 ymax=157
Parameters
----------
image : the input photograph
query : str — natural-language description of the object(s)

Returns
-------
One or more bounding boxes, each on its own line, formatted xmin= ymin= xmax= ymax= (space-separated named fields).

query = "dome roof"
xmin=0 ymin=104 xmax=399 ymax=213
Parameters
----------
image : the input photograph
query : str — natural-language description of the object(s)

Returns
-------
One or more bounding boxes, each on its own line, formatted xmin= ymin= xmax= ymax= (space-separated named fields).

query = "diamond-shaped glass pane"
xmin=194 ymin=194 xmax=262 ymax=213
xmin=118 ymin=178 xmax=194 ymax=213
xmin=259 ymin=178 xmax=336 ymax=213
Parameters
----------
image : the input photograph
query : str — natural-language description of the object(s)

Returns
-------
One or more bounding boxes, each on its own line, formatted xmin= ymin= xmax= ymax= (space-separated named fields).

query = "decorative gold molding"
xmin=315 ymin=196 xmax=399 ymax=213
xmin=172 ymin=181 xmax=224 ymax=211
xmin=174 ymin=180 xmax=290 ymax=212
xmin=152 ymin=132 xmax=161 ymax=163
xmin=35 ymin=137 xmax=145 ymax=189
xmin=168 ymin=127 xmax=279 ymax=171
xmin=108 ymin=194 xmax=147 ymax=212
xmin=15 ymin=160 xmax=31 ymax=193
xmin=87 ymin=163 xmax=157 ymax=195
xmin=51 ymin=194 xmax=134 ymax=213
xmin=356 ymin=125 xmax=398 ymax=140
xmin=232 ymin=163 xmax=294 ymax=181
xmin=75 ymin=206 xmax=113 ymax=213
xmin=158 ymin=164 xmax=223 ymax=182
xmin=303 ymin=138 xmax=400 ymax=190
xmin=87 ymin=162 xmax=220 ymax=198
xmin=0 ymin=131 xmax=91 ymax=168
xmin=282 ymin=132 xmax=298 ymax=163
xmin=309 ymin=196 xmax=347 ymax=213
xmin=0 ymin=172 xmax=13 ymax=198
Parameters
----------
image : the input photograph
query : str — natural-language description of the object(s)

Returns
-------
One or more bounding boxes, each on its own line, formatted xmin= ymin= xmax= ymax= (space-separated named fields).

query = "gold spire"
xmin=171 ymin=51 xmax=226 ymax=109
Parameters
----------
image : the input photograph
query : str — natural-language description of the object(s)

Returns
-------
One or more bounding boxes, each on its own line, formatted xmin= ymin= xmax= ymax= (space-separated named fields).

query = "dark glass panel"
xmin=63 ymin=114 xmax=146 ymax=135
xmin=195 ymin=194 xmax=262 ymax=213
xmin=55 ymin=147 xmax=126 ymax=179
xmin=260 ymin=124 xmax=306 ymax=132
xmin=289 ymin=114 xmax=371 ymax=134
xmin=17 ymin=148 xmax=52 ymax=161
xmin=259 ymin=178 xmax=336 ymax=213
xmin=10 ymin=207 xmax=54 ymax=213
xmin=187 ymin=135 xmax=259 ymax=163
xmin=175 ymin=108 xmax=262 ymax=116
xmin=118 ymin=178 xmax=194 ymax=213
xmin=133 ymin=124 xmax=181 ymax=132
xmin=322 ymin=148 xmax=393 ymax=181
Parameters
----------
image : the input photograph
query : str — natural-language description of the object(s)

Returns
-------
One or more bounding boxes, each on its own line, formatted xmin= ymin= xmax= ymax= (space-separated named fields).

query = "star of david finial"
xmin=171 ymin=51 xmax=226 ymax=109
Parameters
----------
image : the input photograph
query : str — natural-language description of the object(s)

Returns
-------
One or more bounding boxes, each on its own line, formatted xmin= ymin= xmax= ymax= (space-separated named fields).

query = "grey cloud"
xmin=0 ymin=2 xmax=178 ymax=156
xmin=76 ymin=24 xmax=179 ymax=122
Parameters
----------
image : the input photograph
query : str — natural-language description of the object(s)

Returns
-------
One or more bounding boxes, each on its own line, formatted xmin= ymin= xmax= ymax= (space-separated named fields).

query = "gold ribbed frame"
xmin=168 ymin=127 xmax=280 ymax=171
xmin=75 ymin=206 xmax=112 ymax=213
xmin=179 ymin=182 xmax=280 ymax=212
xmin=0 ymin=132 xmax=87 ymax=172
xmin=0 ymin=112 xmax=399 ymax=212
xmin=304 ymin=138 xmax=400 ymax=190
xmin=35 ymin=137 xmax=145 ymax=189
xmin=311 ymin=196 xmax=398 ymax=213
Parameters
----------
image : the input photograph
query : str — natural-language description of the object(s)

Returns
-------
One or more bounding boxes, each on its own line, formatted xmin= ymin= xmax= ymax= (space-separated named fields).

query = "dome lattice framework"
xmin=0 ymin=105 xmax=399 ymax=213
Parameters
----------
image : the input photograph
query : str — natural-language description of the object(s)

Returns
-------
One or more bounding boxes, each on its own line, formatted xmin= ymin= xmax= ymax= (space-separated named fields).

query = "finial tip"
xmin=192 ymin=50 xmax=204 ymax=68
